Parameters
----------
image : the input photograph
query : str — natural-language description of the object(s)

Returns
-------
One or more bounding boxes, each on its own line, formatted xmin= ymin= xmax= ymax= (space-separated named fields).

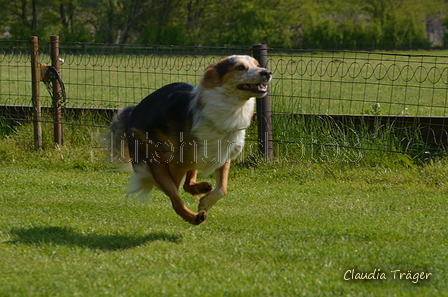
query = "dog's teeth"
xmin=258 ymin=84 xmax=267 ymax=91
xmin=238 ymin=83 xmax=268 ymax=92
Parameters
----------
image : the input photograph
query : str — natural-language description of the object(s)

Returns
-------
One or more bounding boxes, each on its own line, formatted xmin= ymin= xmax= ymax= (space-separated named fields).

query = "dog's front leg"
xmin=148 ymin=162 xmax=207 ymax=225
xmin=183 ymin=170 xmax=213 ymax=196
xmin=198 ymin=161 xmax=230 ymax=212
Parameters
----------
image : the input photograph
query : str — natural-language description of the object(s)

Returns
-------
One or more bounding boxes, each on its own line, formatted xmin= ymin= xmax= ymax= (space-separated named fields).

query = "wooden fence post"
xmin=50 ymin=35 xmax=63 ymax=146
xmin=252 ymin=44 xmax=273 ymax=161
xmin=30 ymin=36 xmax=42 ymax=150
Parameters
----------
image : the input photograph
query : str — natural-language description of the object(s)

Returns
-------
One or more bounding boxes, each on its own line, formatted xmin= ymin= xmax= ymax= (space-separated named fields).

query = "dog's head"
xmin=201 ymin=55 xmax=272 ymax=100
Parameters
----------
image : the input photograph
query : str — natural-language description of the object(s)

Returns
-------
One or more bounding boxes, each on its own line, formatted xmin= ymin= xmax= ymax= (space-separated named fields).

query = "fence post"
xmin=30 ymin=36 xmax=42 ymax=150
xmin=252 ymin=44 xmax=273 ymax=161
xmin=50 ymin=35 xmax=63 ymax=145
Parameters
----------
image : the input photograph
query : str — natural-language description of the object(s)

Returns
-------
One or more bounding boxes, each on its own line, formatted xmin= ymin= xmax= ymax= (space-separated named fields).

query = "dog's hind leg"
xmin=198 ymin=161 xmax=230 ymax=212
xmin=183 ymin=170 xmax=213 ymax=196
xmin=148 ymin=162 xmax=207 ymax=225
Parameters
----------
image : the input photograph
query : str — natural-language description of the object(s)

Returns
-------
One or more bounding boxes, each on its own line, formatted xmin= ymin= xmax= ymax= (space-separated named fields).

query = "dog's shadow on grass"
xmin=7 ymin=226 xmax=182 ymax=251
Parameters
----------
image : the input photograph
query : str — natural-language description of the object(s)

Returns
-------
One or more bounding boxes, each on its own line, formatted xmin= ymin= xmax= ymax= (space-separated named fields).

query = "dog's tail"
xmin=108 ymin=106 xmax=135 ymax=165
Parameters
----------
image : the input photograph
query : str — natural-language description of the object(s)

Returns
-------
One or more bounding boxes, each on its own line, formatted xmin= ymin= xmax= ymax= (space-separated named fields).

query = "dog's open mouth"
xmin=237 ymin=83 xmax=268 ymax=94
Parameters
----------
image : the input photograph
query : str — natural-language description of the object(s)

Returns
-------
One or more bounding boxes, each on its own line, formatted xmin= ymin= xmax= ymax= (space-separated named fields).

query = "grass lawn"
xmin=0 ymin=140 xmax=447 ymax=296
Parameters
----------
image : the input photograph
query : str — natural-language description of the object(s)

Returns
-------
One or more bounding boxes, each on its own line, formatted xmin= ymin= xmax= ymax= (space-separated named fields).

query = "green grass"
xmin=0 ymin=123 xmax=447 ymax=296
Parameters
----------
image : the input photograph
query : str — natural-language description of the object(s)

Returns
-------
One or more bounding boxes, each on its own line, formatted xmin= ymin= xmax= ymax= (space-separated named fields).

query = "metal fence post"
xmin=252 ymin=44 xmax=273 ymax=161
xmin=30 ymin=36 xmax=42 ymax=150
xmin=50 ymin=35 xmax=63 ymax=145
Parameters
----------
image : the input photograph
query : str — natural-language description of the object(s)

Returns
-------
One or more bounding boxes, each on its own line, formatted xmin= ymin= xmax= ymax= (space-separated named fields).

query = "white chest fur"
xmin=189 ymin=89 xmax=255 ymax=176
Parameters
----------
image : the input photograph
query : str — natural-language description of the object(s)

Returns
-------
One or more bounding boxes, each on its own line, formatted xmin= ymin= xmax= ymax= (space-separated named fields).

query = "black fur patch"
xmin=128 ymin=83 xmax=195 ymax=134
xmin=214 ymin=58 xmax=236 ymax=79
xmin=125 ymin=83 xmax=196 ymax=163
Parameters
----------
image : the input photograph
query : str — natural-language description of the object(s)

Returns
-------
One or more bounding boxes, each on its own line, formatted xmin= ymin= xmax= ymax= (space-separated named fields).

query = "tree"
xmin=0 ymin=0 xmax=447 ymax=48
xmin=0 ymin=0 xmax=40 ymax=38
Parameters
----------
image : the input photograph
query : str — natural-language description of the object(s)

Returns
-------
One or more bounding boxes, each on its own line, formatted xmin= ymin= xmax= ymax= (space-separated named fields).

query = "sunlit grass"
xmin=1 ymin=114 xmax=447 ymax=296
xmin=1 ymin=147 xmax=447 ymax=296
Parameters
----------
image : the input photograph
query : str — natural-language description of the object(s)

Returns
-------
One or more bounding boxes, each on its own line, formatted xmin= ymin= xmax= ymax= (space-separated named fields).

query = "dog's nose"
xmin=261 ymin=70 xmax=272 ymax=78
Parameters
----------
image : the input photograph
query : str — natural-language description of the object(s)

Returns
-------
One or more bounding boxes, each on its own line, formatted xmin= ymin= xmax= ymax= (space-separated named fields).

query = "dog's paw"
xmin=193 ymin=210 xmax=207 ymax=225
xmin=184 ymin=181 xmax=213 ymax=196
xmin=199 ymin=182 xmax=213 ymax=193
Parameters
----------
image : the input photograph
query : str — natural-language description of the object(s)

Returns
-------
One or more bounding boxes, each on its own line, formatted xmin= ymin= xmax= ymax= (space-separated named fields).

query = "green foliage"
xmin=0 ymin=0 xmax=446 ymax=48
xmin=137 ymin=22 xmax=188 ymax=45
xmin=299 ymin=0 xmax=435 ymax=49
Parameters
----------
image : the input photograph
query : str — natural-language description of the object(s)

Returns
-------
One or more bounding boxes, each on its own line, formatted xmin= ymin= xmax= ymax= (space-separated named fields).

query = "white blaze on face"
xmin=201 ymin=55 xmax=272 ymax=101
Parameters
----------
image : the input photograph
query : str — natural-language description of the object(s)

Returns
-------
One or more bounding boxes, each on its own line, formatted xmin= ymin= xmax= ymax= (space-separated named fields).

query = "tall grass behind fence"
xmin=1 ymin=40 xmax=447 ymax=162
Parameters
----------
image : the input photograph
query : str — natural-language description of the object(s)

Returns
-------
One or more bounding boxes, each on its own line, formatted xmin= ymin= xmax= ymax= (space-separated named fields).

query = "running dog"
xmin=109 ymin=55 xmax=272 ymax=225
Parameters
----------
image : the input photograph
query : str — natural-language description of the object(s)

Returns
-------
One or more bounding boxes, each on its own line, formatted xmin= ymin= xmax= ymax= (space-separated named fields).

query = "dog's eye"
xmin=235 ymin=65 xmax=246 ymax=71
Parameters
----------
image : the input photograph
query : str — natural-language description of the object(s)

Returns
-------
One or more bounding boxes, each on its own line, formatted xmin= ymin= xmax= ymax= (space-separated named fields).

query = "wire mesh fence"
xmin=1 ymin=41 xmax=251 ymax=126
xmin=268 ymin=50 xmax=448 ymax=116
xmin=266 ymin=49 xmax=448 ymax=160
xmin=1 ymin=39 xmax=447 ymax=162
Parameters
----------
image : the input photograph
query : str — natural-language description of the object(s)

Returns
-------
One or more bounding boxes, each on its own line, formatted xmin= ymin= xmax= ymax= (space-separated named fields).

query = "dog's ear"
xmin=202 ymin=57 xmax=235 ymax=88
xmin=202 ymin=63 xmax=220 ymax=88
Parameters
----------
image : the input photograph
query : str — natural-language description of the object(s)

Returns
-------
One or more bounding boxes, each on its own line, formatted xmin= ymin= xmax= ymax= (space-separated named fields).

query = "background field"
xmin=269 ymin=50 xmax=448 ymax=117
xmin=0 ymin=123 xmax=447 ymax=296
xmin=2 ymin=49 xmax=448 ymax=117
